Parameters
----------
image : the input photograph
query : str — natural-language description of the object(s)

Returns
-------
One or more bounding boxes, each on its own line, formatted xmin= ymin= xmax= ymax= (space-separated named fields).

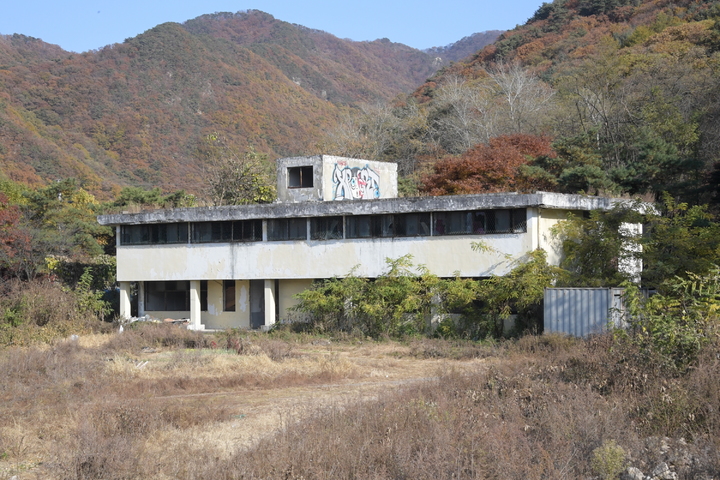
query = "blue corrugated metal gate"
xmin=544 ymin=288 xmax=625 ymax=337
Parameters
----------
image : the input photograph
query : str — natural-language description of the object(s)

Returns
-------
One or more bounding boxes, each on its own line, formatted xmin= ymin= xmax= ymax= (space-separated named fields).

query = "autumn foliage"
xmin=420 ymin=134 xmax=556 ymax=195
xmin=0 ymin=193 xmax=32 ymax=279
xmin=0 ymin=11 xmax=453 ymax=199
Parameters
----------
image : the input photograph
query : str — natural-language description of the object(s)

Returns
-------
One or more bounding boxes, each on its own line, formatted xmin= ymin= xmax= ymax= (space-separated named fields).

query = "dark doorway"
xmin=250 ymin=280 xmax=265 ymax=328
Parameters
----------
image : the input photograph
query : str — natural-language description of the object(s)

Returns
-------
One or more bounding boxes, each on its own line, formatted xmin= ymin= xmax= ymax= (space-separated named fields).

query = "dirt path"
xmin=149 ymin=344 xmax=488 ymax=457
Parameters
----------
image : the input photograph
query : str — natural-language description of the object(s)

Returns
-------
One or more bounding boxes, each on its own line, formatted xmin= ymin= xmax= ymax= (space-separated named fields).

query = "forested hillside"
xmin=329 ymin=0 xmax=720 ymax=205
xmin=0 ymin=11 xmax=502 ymax=198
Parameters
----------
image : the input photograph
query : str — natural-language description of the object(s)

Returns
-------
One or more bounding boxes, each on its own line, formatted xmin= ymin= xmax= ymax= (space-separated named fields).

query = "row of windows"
xmin=122 ymin=220 xmax=262 ymax=245
xmin=121 ymin=209 xmax=527 ymax=245
xmin=193 ymin=220 xmax=262 ymax=243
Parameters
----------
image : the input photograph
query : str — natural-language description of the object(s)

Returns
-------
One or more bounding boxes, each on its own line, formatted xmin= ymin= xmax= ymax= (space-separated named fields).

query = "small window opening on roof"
xmin=288 ymin=166 xmax=313 ymax=188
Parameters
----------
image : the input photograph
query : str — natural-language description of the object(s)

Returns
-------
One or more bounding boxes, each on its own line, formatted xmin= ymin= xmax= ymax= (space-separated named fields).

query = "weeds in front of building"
xmin=0 ymin=327 xmax=718 ymax=479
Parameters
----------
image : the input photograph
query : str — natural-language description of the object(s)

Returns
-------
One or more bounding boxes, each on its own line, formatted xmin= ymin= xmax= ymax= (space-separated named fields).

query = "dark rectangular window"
xmin=311 ymin=216 xmax=343 ymax=240
xmin=346 ymin=215 xmax=372 ymax=238
xmin=346 ymin=213 xmax=432 ymax=238
xmin=287 ymin=166 xmax=313 ymax=188
xmin=192 ymin=222 xmax=232 ymax=243
xmin=375 ymin=215 xmax=395 ymax=237
xmin=346 ymin=215 xmax=390 ymax=238
xmin=233 ymin=220 xmax=263 ymax=242
xmin=485 ymin=210 xmax=527 ymax=234
xmin=192 ymin=220 xmax=262 ymax=243
xmin=224 ymin=280 xmax=236 ymax=312
xmin=200 ymin=281 xmax=208 ymax=311
xmin=161 ymin=223 xmax=189 ymax=243
xmin=492 ymin=210 xmax=511 ymax=233
xmin=434 ymin=211 xmax=471 ymax=235
xmin=268 ymin=218 xmax=307 ymax=241
xmin=511 ymin=209 xmax=527 ymax=233
xmin=145 ymin=281 xmax=190 ymax=311
xmin=433 ymin=209 xmax=527 ymax=235
xmin=121 ymin=225 xmax=148 ymax=245
xmin=402 ymin=213 xmax=432 ymax=236
xmin=471 ymin=211 xmax=488 ymax=234
xmin=121 ymin=224 xmax=188 ymax=245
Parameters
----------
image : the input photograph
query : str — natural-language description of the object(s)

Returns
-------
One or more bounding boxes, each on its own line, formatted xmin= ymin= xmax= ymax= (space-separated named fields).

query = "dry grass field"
xmin=0 ymin=325 xmax=486 ymax=479
xmin=1 ymin=324 xmax=718 ymax=479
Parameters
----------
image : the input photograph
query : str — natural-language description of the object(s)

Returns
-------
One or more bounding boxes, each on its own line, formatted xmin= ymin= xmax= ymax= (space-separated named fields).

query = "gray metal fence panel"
xmin=544 ymin=288 xmax=625 ymax=337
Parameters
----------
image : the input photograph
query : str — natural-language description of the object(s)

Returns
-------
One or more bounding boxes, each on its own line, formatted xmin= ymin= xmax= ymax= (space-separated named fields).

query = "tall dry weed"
xmin=187 ymin=335 xmax=720 ymax=480
xmin=0 ymin=279 xmax=102 ymax=346
xmin=2 ymin=333 xmax=718 ymax=479
xmin=101 ymin=322 xmax=210 ymax=352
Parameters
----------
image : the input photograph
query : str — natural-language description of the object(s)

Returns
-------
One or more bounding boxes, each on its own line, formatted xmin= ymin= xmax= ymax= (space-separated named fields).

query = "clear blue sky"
xmin=0 ymin=0 xmax=542 ymax=53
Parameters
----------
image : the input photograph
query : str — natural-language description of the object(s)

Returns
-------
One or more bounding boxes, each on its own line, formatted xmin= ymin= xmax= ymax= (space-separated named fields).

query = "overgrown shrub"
xmin=101 ymin=322 xmax=210 ymax=352
xmin=293 ymin=256 xmax=441 ymax=338
xmin=46 ymin=254 xmax=116 ymax=290
xmin=293 ymin=251 xmax=560 ymax=340
xmin=591 ymin=439 xmax=627 ymax=479
xmin=0 ymin=279 xmax=99 ymax=345
xmin=621 ymin=267 xmax=720 ymax=372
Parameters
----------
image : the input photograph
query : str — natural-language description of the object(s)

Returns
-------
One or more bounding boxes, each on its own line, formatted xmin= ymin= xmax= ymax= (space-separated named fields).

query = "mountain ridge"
xmin=0 ymin=10 xmax=498 ymax=198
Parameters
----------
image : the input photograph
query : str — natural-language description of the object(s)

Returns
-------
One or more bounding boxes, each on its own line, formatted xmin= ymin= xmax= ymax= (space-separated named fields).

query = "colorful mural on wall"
xmin=332 ymin=162 xmax=381 ymax=200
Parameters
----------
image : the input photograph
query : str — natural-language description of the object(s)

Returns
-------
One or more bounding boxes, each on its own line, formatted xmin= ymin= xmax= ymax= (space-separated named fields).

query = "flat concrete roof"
xmin=98 ymin=192 xmax=627 ymax=226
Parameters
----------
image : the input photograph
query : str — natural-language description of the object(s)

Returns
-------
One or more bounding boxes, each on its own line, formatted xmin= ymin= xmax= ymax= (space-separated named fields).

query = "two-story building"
xmin=98 ymin=155 xmax=628 ymax=330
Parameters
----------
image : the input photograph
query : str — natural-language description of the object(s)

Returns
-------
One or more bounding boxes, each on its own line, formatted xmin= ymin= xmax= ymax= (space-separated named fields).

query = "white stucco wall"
xmin=203 ymin=280 xmax=251 ymax=330
xmin=116 ymin=233 xmax=532 ymax=282
xmin=537 ymin=208 xmax=571 ymax=266
xmin=277 ymin=279 xmax=313 ymax=322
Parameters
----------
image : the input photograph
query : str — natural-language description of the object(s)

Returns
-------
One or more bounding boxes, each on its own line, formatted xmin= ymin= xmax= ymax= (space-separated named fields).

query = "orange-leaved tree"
xmin=0 ymin=193 xmax=33 ymax=280
xmin=420 ymin=134 xmax=556 ymax=195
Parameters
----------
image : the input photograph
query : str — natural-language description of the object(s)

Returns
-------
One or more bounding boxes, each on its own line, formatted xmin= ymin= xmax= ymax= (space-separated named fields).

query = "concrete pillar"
xmin=189 ymin=280 xmax=203 ymax=331
xmin=137 ymin=281 xmax=145 ymax=317
xmin=619 ymin=222 xmax=643 ymax=283
xmin=264 ymin=279 xmax=276 ymax=328
xmin=119 ymin=281 xmax=131 ymax=320
xmin=528 ymin=207 xmax=540 ymax=251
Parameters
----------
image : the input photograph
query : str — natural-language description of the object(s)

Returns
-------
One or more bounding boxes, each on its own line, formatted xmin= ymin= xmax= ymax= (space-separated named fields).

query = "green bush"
xmin=294 ymin=251 xmax=562 ymax=340
xmin=622 ymin=267 xmax=720 ymax=372
xmin=590 ymin=440 xmax=626 ymax=480
xmin=293 ymin=256 xmax=437 ymax=338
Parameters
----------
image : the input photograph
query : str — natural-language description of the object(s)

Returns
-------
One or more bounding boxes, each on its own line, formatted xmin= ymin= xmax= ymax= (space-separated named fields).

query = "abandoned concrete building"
xmin=97 ymin=155 xmax=628 ymax=331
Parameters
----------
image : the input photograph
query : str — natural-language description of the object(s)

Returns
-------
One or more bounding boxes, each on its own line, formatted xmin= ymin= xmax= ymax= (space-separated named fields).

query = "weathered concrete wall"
xmin=111 ymin=205 xmax=586 ymax=282
xmin=116 ymin=233 xmax=534 ymax=282
xmin=276 ymin=156 xmax=323 ymax=203
xmin=278 ymin=279 xmax=313 ymax=322
xmin=321 ymin=155 xmax=397 ymax=201
xmin=98 ymin=192 xmax=623 ymax=226
xmin=275 ymin=155 xmax=398 ymax=203
xmin=537 ymin=208 xmax=570 ymax=266
xmin=203 ymin=280 xmax=250 ymax=330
